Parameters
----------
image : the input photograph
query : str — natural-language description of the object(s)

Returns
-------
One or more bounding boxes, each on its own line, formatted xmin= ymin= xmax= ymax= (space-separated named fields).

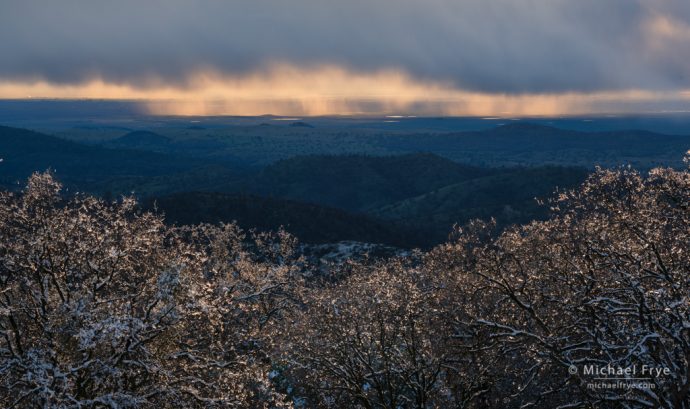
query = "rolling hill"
xmin=236 ymin=153 xmax=496 ymax=212
xmin=52 ymin=120 xmax=690 ymax=169
xmin=3 ymin=123 xmax=673 ymax=248
xmin=372 ymin=166 xmax=590 ymax=243
xmin=144 ymin=191 xmax=422 ymax=247
xmin=0 ymin=125 xmax=243 ymax=193
xmin=379 ymin=123 xmax=690 ymax=168
xmin=105 ymin=130 xmax=172 ymax=151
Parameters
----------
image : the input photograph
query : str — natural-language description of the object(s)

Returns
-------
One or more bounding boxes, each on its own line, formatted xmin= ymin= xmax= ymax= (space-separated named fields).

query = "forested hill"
xmin=378 ymin=123 xmax=690 ymax=168
xmin=236 ymin=153 xmax=496 ymax=212
xmin=0 ymin=123 xmax=682 ymax=247
xmin=36 ymin=120 xmax=690 ymax=168
xmin=372 ymin=165 xmax=590 ymax=243
xmin=0 ymin=125 xmax=237 ymax=191
xmin=143 ymin=156 xmax=588 ymax=248
xmin=143 ymin=191 xmax=423 ymax=247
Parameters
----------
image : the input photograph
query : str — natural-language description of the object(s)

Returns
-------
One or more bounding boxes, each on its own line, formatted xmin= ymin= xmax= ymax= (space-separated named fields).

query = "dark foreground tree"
xmin=281 ymin=258 xmax=469 ymax=408
xmin=0 ymin=172 xmax=301 ymax=407
xmin=429 ymin=163 xmax=690 ymax=408
xmin=285 ymin=160 xmax=690 ymax=408
xmin=2 ymin=157 xmax=689 ymax=408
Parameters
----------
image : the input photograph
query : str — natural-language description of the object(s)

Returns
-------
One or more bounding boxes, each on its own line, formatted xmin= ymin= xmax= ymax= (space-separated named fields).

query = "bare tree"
xmin=0 ymin=172 xmax=301 ymax=408
xmin=281 ymin=257 xmax=493 ymax=408
xmin=429 ymin=164 xmax=690 ymax=408
xmin=282 ymin=160 xmax=689 ymax=408
xmin=2 ymin=158 xmax=689 ymax=408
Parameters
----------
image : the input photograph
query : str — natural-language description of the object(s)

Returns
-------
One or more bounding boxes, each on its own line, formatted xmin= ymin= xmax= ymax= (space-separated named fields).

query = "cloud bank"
xmin=1 ymin=0 xmax=689 ymax=115
xmin=2 ymin=66 xmax=689 ymax=116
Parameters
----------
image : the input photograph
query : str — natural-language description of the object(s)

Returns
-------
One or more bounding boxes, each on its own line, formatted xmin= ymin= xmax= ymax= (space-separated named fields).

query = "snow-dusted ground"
xmin=301 ymin=241 xmax=409 ymax=265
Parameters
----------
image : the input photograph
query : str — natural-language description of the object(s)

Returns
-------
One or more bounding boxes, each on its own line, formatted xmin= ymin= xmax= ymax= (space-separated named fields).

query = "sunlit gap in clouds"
xmin=1 ymin=64 xmax=690 ymax=117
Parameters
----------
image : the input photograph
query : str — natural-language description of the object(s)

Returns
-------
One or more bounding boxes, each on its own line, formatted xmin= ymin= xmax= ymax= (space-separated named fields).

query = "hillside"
xmin=102 ymin=129 xmax=233 ymax=159
xmin=105 ymin=130 xmax=172 ymax=151
xmin=0 ymin=125 xmax=244 ymax=193
xmin=237 ymin=153 xmax=495 ymax=212
xmin=86 ymin=164 xmax=247 ymax=198
xmin=51 ymin=120 xmax=690 ymax=169
xmin=2 ymin=123 xmax=677 ymax=248
xmin=379 ymin=123 xmax=690 ymax=168
xmin=372 ymin=166 xmax=589 ymax=242
xmin=144 ymin=191 xmax=421 ymax=247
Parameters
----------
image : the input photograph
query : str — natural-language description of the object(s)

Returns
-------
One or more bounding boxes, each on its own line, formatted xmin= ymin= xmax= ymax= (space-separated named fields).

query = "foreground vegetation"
xmin=1 ymin=157 xmax=689 ymax=407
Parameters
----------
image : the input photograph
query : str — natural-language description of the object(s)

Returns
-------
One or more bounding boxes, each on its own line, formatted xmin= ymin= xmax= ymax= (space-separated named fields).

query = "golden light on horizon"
xmin=1 ymin=64 xmax=689 ymax=117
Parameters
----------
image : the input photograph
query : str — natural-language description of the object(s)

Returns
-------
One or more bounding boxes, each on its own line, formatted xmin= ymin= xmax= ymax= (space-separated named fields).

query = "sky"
xmin=1 ymin=0 xmax=689 ymax=116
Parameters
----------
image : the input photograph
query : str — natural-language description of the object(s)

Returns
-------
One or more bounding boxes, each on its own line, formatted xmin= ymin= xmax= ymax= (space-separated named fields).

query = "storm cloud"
xmin=1 ymin=0 xmax=689 ymax=94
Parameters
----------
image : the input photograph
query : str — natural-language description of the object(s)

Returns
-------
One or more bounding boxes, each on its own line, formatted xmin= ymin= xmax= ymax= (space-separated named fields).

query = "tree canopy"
xmin=1 ymin=157 xmax=689 ymax=407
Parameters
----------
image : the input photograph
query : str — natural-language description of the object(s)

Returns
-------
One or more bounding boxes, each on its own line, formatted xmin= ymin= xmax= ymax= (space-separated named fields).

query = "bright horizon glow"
xmin=1 ymin=65 xmax=690 ymax=117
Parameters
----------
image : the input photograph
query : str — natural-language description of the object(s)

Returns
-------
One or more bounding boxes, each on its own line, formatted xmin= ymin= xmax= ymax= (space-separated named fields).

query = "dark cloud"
xmin=0 ymin=0 xmax=688 ymax=93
